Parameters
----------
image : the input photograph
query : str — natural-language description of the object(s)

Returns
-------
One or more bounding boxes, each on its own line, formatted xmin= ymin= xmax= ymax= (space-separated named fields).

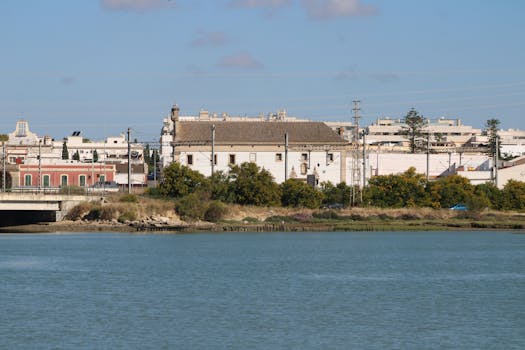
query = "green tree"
xmin=501 ymin=180 xmax=525 ymax=211
xmin=159 ymin=162 xmax=209 ymax=198
xmin=484 ymin=118 xmax=501 ymax=158
xmin=320 ymin=181 xmax=352 ymax=207
xmin=281 ymin=179 xmax=323 ymax=208
xmin=229 ymin=162 xmax=281 ymax=206
xmin=93 ymin=149 xmax=99 ymax=163
xmin=474 ymin=182 xmax=503 ymax=210
xmin=209 ymin=171 xmax=235 ymax=203
xmin=400 ymin=108 xmax=426 ymax=153
xmin=364 ymin=167 xmax=430 ymax=207
xmin=61 ymin=141 xmax=69 ymax=160
xmin=427 ymin=175 xmax=475 ymax=208
xmin=72 ymin=150 xmax=80 ymax=161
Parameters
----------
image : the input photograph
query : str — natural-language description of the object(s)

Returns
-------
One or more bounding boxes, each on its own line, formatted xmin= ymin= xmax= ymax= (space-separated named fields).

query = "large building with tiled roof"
xmin=165 ymin=105 xmax=350 ymax=185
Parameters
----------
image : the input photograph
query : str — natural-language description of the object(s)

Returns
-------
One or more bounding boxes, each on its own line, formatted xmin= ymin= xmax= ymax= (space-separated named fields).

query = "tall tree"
xmin=159 ymin=163 xmax=209 ymax=198
xmin=72 ymin=150 xmax=80 ymax=161
xmin=228 ymin=162 xmax=281 ymax=206
xmin=484 ymin=118 xmax=501 ymax=158
xmin=61 ymin=141 xmax=69 ymax=160
xmin=400 ymin=108 xmax=426 ymax=153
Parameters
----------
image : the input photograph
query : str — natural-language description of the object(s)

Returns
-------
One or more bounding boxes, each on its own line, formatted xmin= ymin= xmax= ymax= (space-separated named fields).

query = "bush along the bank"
xmin=151 ymin=162 xmax=525 ymax=212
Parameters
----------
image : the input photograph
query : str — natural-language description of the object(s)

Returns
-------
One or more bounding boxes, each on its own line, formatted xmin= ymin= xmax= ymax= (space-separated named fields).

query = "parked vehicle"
xmin=450 ymin=204 xmax=468 ymax=211
xmin=90 ymin=181 xmax=119 ymax=193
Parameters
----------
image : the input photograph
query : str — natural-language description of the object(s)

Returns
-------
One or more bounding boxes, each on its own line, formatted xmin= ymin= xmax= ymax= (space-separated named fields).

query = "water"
xmin=1 ymin=231 xmax=524 ymax=349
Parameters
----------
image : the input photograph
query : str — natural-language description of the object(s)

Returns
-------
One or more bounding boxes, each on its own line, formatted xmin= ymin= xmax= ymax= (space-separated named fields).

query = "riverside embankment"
xmin=2 ymin=202 xmax=525 ymax=233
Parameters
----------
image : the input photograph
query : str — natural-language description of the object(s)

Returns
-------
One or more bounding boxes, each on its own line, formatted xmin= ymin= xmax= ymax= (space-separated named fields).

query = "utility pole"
xmin=426 ymin=130 xmax=430 ymax=182
xmin=2 ymin=141 xmax=5 ymax=192
xmin=351 ymin=100 xmax=362 ymax=205
xmin=127 ymin=127 xmax=131 ymax=194
xmin=153 ymin=148 xmax=157 ymax=187
xmin=211 ymin=124 xmax=215 ymax=176
xmin=38 ymin=139 xmax=42 ymax=191
xmin=284 ymin=132 xmax=289 ymax=181
xmin=362 ymin=130 xmax=366 ymax=189
xmin=494 ymin=135 xmax=499 ymax=188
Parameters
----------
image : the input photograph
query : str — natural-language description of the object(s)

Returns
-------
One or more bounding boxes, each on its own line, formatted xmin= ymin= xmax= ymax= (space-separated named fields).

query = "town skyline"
xmin=1 ymin=0 xmax=524 ymax=141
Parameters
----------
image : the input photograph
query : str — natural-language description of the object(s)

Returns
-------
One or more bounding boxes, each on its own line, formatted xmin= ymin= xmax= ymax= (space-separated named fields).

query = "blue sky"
xmin=1 ymin=0 xmax=524 ymax=143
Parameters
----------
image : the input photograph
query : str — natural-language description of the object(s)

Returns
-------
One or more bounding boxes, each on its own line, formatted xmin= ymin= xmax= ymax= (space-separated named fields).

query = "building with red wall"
xmin=14 ymin=162 xmax=116 ymax=188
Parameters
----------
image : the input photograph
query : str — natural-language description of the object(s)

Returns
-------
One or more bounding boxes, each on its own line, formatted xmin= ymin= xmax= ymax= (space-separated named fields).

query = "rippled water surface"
xmin=1 ymin=231 xmax=524 ymax=349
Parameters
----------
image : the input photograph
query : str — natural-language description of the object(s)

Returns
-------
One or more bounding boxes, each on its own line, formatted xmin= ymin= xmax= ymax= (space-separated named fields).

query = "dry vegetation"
xmin=58 ymin=194 xmax=525 ymax=232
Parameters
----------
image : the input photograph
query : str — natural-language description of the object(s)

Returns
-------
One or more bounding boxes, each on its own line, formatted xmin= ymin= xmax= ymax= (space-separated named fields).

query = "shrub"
xmin=313 ymin=210 xmax=340 ymax=220
xmin=265 ymin=215 xmax=296 ymax=223
xmin=118 ymin=210 xmax=137 ymax=223
xmin=175 ymin=192 xmax=209 ymax=220
xmin=280 ymin=179 xmax=323 ymax=208
xmin=119 ymin=194 xmax=138 ymax=203
xmin=204 ymin=201 xmax=228 ymax=222
xmin=65 ymin=202 xmax=92 ymax=221
xmin=100 ymin=206 xmax=117 ymax=221
xmin=84 ymin=206 xmax=102 ymax=220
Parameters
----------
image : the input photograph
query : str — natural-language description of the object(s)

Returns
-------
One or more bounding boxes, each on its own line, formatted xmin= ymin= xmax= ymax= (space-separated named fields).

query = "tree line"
xmin=153 ymin=162 xmax=525 ymax=214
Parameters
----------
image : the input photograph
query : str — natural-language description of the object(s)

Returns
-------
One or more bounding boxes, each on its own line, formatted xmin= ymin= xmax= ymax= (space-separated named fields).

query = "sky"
xmin=1 ymin=0 xmax=524 ymax=144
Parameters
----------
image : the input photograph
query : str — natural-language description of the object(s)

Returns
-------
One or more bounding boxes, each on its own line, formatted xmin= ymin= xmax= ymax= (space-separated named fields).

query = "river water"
xmin=1 ymin=231 xmax=524 ymax=349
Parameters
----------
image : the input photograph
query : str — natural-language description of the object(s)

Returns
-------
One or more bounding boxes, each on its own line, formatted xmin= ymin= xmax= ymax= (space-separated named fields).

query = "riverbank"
xmin=3 ymin=207 xmax=525 ymax=233
xmin=2 ymin=194 xmax=525 ymax=233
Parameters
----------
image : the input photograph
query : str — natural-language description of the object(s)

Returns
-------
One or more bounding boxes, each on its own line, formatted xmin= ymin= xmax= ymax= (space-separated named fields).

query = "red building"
xmin=15 ymin=163 xmax=116 ymax=188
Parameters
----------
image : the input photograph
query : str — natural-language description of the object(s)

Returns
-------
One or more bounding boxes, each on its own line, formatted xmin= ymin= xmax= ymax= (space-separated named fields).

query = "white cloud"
xmin=101 ymin=0 xmax=176 ymax=12
xmin=301 ymin=0 xmax=377 ymax=20
xmin=228 ymin=0 xmax=292 ymax=9
xmin=216 ymin=52 xmax=264 ymax=69
xmin=190 ymin=31 xmax=229 ymax=48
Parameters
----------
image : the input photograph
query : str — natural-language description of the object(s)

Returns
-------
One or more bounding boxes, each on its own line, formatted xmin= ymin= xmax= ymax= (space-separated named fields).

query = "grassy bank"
xmin=2 ymin=193 xmax=525 ymax=233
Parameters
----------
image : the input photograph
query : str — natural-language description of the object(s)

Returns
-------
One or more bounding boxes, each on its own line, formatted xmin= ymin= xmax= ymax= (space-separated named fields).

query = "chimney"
xmin=170 ymin=104 xmax=180 ymax=123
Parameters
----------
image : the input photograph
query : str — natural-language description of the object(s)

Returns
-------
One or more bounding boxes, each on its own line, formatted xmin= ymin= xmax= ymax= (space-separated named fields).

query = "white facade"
xmin=499 ymin=129 xmax=525 ymax=157
xmin=366 ymin=117 xmax=482 ymax=151
xmin=366 ymin=152 xmax=490 ymax=178
xmin=52 ymin=134 xmax=143 ymax=163
xmin=179 ymin=148 xmax=346 ymax=184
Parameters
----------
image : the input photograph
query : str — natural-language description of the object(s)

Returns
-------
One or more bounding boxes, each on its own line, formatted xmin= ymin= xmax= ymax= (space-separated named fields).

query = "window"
xmin=16 ymin=121 xmax=27 ymax=137
xmin=229 ymin=154 xmax=236 ymax=165
xmin=24 ymin=174 xmax=32 ymax=186
xmin=43 ymin=175 xmax=50 ymax=187
xmin=79 ymin=175 xmax=86 ymax=187
xmin=187 ymin=154 xmax=193 ymax=165
xmin=99 ymin=175 xmax=106 ymax=182
xmin=249 ymin=153 xmax=256 ymax=162
xmin=275 ymin=153 xmax=283 ymax=162
xmin=300 ymin=163 xmax=308 ymax=175
xmin=327 ymin=153 xmax=334 ymax=163
xmin=301 ymin=153 xmax=308 ymax=161
xmin=213 ymin=154 xmax=217 ymax=165
xmin=61 ymin=175 xmax=68 ymax=187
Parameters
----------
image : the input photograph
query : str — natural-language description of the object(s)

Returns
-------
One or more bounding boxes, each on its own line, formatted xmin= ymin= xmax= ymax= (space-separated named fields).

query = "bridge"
xmin=0 ymin=192 xmax=94 ymax=226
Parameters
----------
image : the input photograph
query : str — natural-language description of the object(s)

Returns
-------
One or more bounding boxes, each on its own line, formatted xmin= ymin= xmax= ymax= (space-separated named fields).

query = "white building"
xmin=159 ymin=106 xmax=308 ymax=168
xmin=499 ymin=129 xmax=525 ymax=157
xmin=167 ymin=105 xmax=349 ymax=185
xmin=366 ymin=117 xmax=483 ymax=152
xmin=54 ymin=132 xmax=144 ymax=163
